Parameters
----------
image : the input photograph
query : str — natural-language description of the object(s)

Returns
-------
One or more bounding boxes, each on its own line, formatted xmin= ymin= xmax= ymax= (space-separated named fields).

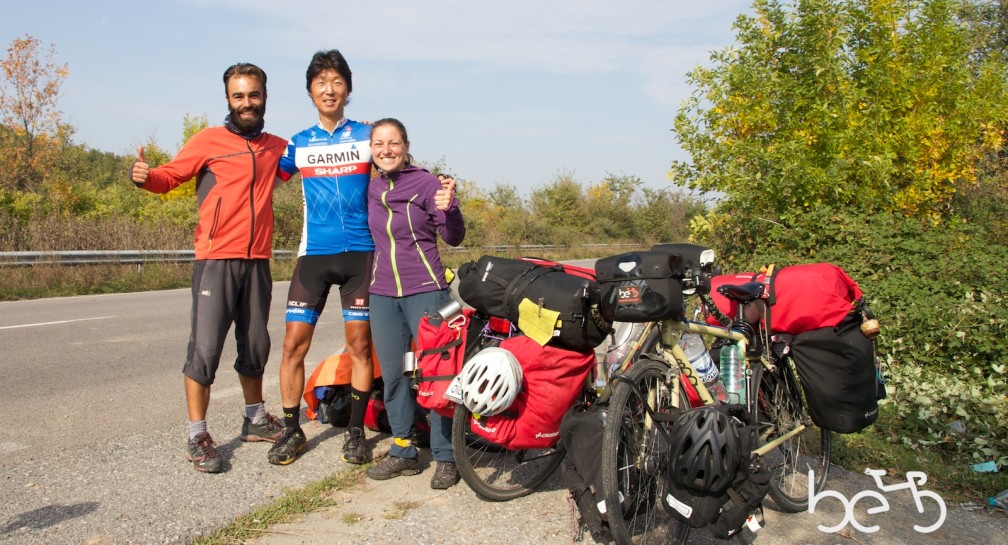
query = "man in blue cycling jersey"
xmin=267 ymin=50 xmax=375 ymax=466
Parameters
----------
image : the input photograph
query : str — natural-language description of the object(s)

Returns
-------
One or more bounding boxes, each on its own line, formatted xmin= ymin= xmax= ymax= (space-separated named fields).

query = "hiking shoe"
xmin=366 ymin=455 xmax=420 ymax=480
xmin=341 ymin=426 xmax=369 ymax=465
xmin=267 ymin=427 xmax=306 ymax=465
xmin=240 ymin=413 xmax=283 ymax=442
xmin=430 ymin=461 xmax=460 ymax=490
xmin=185 ymin=432 xmax=223 ymax=473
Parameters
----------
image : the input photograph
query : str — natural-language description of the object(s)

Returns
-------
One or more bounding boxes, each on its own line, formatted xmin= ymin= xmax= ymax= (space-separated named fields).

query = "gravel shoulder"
xmin=248 ymin=433 xmax=1008 ymax=545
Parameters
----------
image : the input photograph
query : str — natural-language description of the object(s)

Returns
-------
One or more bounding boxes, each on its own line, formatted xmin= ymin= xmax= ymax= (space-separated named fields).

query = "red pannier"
xmin=705 ymin=263 xmax=863 ymax=334
xmin=469 ymin=335 xmax=595 ymax=450
xmin=414 ymin=309 xmax=473 ymax=418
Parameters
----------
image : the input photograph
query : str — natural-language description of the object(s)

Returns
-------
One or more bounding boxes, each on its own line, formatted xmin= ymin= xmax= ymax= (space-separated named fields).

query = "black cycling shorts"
xmin=286 ymin=252 xmax=373 ymax=325
xmin=184 ymin=259 xmax=272 ymax=386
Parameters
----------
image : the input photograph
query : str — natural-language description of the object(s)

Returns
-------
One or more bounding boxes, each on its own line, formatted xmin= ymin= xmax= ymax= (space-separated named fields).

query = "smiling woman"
xmin=370 ymin=122 xmax=410 ymax=175
xmin=365 ymin=116 xmax=466 ymax=489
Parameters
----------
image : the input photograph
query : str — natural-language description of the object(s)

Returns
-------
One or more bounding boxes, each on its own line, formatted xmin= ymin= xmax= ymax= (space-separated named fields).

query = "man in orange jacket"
xmin=130 ymin=62 xmax=292 ymax=473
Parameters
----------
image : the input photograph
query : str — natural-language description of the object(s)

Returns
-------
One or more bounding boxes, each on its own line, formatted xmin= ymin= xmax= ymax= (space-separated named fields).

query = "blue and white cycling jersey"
xmin=279 ymin=119 xmax=375 ymax=256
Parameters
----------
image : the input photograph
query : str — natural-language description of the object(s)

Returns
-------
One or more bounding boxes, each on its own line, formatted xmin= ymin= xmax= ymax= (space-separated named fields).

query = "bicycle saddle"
xmin=717 ymin=281 xmax=765 ymax=304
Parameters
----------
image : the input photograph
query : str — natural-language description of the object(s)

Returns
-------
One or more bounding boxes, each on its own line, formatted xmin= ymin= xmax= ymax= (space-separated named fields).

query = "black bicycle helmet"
xmin=668 ymin=406 xmax=743 ymax=494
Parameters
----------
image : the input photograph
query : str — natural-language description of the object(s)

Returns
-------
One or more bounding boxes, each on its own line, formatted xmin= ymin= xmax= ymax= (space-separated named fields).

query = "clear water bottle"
xmin=679 ymin=332 xmax=727 ymax=403
xmin=989 ymin=487 xmax=1008 ymax=511
xmin=719 ymin=341 xmax=746 ymax=405
xmin=605 ymin=322 xmax=645 ymax=376
xmin=593 ymin=356 xmax=608 ymax=394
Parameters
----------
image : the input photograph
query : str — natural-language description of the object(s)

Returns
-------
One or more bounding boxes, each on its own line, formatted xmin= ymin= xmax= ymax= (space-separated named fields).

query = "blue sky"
xmin=1 ymin=1 xmax=752 ymax=197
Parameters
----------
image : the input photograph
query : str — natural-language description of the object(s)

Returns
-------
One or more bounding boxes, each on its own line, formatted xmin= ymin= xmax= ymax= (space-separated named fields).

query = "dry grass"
xmin=0 ymin=211 xmax=302 ymax=300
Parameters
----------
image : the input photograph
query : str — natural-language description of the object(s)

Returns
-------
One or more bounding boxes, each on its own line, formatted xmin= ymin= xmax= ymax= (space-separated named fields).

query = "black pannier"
xmin=455 ymin=255 xmax=608 ymax=352
xmin=783 ymin=314 xmax=881 ymax=434
xmin=594 ymin=251 xmax=684 ymax=322
xmin=558 ymin=403 xmax=611 ymax=541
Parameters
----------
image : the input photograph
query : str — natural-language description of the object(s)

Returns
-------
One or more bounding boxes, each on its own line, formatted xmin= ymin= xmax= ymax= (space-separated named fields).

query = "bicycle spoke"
xmin=452 ymin=404 xmax=565 ymax=502
xmin=600 ymin=358 xmax=690 ymax=545
xmin=756 ymin=360 xmax=831 ymax=512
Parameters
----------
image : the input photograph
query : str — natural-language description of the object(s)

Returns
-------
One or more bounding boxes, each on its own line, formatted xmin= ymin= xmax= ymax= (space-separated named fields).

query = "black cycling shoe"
xmin=341 ymin=426 xmax=369 ymax=465
xmin=430 ymin=461 xmax=460 ymax=490
xmin=267 ymin=426 xmax=306 ymax=466
xmin=366 ymin=455 xmax=420 ymax=480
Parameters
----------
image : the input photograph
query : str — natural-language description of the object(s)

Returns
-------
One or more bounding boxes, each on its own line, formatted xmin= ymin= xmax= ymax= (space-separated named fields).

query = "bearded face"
xmin=224 ymin=74 xmax=267 ymax=134
xmin=228 ymin=101 xmax=265 ymax=133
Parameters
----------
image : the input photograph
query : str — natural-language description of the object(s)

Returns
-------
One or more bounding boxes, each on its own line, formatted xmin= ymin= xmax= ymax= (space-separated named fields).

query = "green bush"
xmin=884 ymin=357 xmax=1008 ymax=467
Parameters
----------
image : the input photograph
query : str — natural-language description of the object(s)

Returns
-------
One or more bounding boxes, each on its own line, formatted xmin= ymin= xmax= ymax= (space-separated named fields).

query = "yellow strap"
xmin=393 ymin=437 xmax=413 ymax=448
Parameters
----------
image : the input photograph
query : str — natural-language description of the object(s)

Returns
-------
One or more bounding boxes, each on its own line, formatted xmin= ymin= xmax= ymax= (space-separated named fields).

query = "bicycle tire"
xmin=600 ymin=357 xmax=690 ymax=545
xmin=754 ymin=358 xmax=832 ymax=512
xmin=451 ymin=403 xmax=566 ymax=501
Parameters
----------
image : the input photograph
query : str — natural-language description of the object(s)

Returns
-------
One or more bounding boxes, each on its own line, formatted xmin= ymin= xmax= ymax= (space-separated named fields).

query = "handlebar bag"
xmin=595 ymin=251 xmax=684 ymax=322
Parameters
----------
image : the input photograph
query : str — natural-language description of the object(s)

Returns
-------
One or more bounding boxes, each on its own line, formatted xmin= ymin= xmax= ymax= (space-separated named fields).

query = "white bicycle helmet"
xmin=460 ymin=347 xmax=523 ymax=417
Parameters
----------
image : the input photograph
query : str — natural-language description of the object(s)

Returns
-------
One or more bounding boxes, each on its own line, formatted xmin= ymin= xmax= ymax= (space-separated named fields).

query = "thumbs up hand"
xmin=434 ymin=176 xmax=456 ymax=211
xmin=131 ymin=145 xmax=150 ymax=185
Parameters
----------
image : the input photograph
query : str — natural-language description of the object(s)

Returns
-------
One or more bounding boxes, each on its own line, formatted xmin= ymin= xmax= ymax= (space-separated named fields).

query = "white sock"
xmin=245 ymin=402 xmax=267 ymax=424
xmin=188 ymin=420 xmax=207 ymax=441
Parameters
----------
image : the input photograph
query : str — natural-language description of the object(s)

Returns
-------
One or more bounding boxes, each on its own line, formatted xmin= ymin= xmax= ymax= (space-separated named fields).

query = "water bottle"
xmin=593 ymin=356 xmax=608 ymax=394
xmin=679 ymin=332 xmax=727 ymax=403
xmin=605 ymin=322 xmax=645 ymax=376
xmin=989 ymin=488 xmax=1008 ymax=511
xmin=719 ymin=341 xmax=746 ymax=405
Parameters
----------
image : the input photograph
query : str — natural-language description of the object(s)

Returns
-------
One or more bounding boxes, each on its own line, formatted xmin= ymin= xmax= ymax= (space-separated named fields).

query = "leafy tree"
xmin=527 ymin=170 xmax=589 ymax=245
xmin=670 ymin=0 xmax=1008 ymax=225
xmin=634 ymin=187 xmax=706 ymax=245
xmin=0 ymin=35 xmax=69 ymax=192
xmin=584 ymin=174 xmax=641 ymax=240
xmin=959 ymin=0 xmax=1008 ymax=60
xmin=488 ymin=183 xmax=522 ymax=209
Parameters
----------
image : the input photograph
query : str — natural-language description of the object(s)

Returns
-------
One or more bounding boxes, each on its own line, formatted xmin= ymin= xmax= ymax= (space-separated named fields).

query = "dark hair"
xmin=306 ymin=50 xmax=353 ymax=95
xmin=223 ymin=63 xmax=268 ymax=97
xmin=370 ymin=118 xmax=409 ymax=143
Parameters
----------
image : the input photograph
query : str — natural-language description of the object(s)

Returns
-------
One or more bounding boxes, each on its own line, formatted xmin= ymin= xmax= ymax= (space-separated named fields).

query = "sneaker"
xmin=185 ymin=432 xmax=223 ymax=473
xmin=341 ymin=426 xmax=369 ymax=465
xmin=240 ymin=413 xmax=283 ymax=442
xmin=366 ymin=455 xmax=420 ymax=480
xmin=430 ymin=461 xmax=460 ymax=490
xmin=267 ymin=427 xmax=307 ymax=465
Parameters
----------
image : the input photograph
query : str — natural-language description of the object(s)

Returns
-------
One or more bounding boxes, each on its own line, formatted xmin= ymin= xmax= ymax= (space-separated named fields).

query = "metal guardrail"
xmin=0 ymin=250 xmax=296 ymax=266
xmin=0 ymin=244 xmax=642 ymax=266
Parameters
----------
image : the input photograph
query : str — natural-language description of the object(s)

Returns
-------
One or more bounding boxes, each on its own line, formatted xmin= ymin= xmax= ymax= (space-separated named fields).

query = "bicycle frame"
xmin=631 ymin=316 xmax=808 ymax=458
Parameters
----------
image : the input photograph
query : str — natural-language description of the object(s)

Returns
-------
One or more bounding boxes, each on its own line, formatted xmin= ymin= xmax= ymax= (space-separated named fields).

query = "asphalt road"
xmin=0 ymin=283 xmax=347 ymax=545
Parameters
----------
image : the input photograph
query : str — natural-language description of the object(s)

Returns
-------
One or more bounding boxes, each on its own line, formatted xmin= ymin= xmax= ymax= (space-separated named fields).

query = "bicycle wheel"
xmin=600 ymin=357 xmax=690 ymax=545
xmin=451 ymin=403 xmax=566 ymax=501
xmin=754 ymin=359 xmax=832 ymax=512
